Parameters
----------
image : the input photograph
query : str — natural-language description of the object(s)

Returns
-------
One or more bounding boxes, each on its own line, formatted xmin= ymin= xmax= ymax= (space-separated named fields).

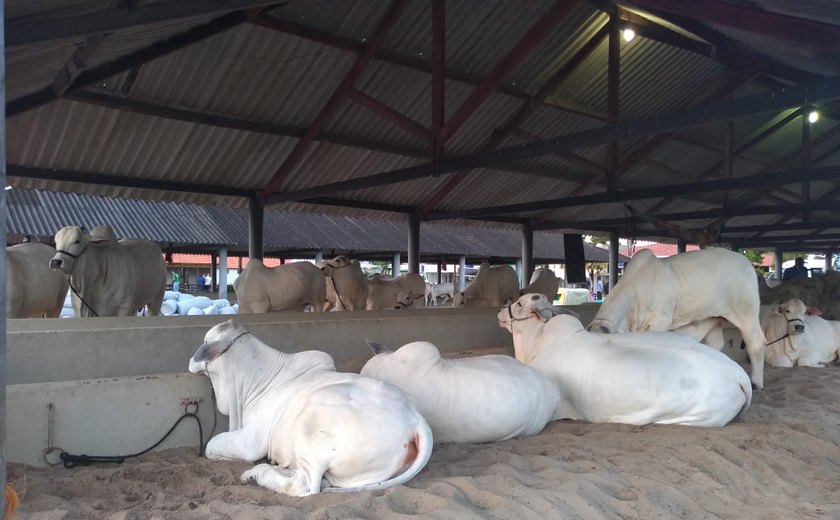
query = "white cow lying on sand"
xmin=500 ymin=294 xmax=752 ymax=427
xmin=50 ymin=226 xmax=167 ymax=317
xmin=360 ymin=340 xmax=561 ymax=443
xmin=234 ymin=261 xmax=326 ymax=313
xmin=367 ymin=273 xmax=426 ymax=310
xmin=520 ymin=268 xmax=559 ymax=302
xmin=7 ymin=242 xmax=69 ymax=318
xmin=588 ymin=248 xmax=767 ymax=389
xmin=452 ymin=262 xmax=519 ymax=308
xmin=425 ymin=282 xmax=455 ymax=306
xmin=188 ymin=320 xmax=433 ymax=496
xmin=762 ymin=298 xmax=840 ymax=367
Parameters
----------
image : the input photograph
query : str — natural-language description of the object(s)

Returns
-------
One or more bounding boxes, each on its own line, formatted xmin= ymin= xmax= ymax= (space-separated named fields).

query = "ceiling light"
xmin=622 ymin=28 xmax=635 ymax=42
xmin=808 ymin=110 xmax=819 ymax=123
xmin=4 ymin=186 xmax=11 ymax=191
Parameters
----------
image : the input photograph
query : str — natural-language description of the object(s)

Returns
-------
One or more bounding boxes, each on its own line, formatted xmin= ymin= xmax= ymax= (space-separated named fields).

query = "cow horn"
xmin=365 ymin=339 xmax=392 ymax=355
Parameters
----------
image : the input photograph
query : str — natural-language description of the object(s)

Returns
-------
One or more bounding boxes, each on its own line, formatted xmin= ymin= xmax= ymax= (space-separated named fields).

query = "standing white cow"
xmin=520 ymin=268 xmax=559 ymax=302
xmin=367 ymin=273 xmax=426 ymax=310
xmin=7 ymin=242 xmax=69 ymax=318
xmin=425 ymin=282 xmax=455 ymax=307
xmin=499 ymin=294 xmax=752 ymax=427
xmin=50 ymin=226 xmax=167 ymax=317
xmin=320 ymin=256 xmax=368 ymax=311
xmin=188 ymin=320 xmax=433 ymax=496
xmin=762 ymin=298 xmax=840 ymax=367
xmin=452 ymin=262 xmax=519 ymax=308
xmin=361 ymin=340 xmax=561 ymax=443
xmin=234 ymin=261 xmax=326 ymax=313
xmin=588 ymin=248 xmax=767 ymax=389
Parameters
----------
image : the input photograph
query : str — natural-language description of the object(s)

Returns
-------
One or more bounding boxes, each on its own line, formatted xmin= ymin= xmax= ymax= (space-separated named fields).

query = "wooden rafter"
xmin=259 ymin=0 xmax=407 ymax=197
xmin=346 ymin=88 xmax=433 ymax=143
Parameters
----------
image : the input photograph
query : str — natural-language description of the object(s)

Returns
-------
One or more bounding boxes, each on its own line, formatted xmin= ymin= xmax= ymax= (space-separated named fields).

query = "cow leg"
xmin=205 ymin=429 xmax=268 ymax=462
xmin=729 ymin=318 xmax=766 ymax=389
xmin=241 ymin=462 xmax=327 ymax=496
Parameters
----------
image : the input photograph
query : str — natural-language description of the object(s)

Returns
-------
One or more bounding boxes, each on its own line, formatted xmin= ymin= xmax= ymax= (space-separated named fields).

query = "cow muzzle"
xmin=49 ymin=259 xmax=62 ymax=269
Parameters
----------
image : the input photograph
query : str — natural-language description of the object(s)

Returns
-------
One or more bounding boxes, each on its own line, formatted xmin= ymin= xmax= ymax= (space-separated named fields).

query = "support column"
xmin=408 ymin=211 xmax=420 ymax=274
xmin=677 ymin=239 xmax=687 ymax=253
xmin=774 ymin=248 xmax=783 ymax=280
xmin=803 ymin=110 xmax=812 ymax=223
xmin=606 ymin=7 xmax=620 ymax=194
xmin=315 ymin=250 xmax=324 ymax=264
xmin=393 ymin=252 xmax=401 ymax=276
xmin=608 ymin=231 xmax=619 ymax=292
xmin=521 ymin=222 xmax=534 ymax=288
xmin=437 ymin=260 xmax=443 ymax=283
xmin=459 ymin=255 xmax=466 ymax=292
xmin=210 ymin=254 xmax=218 ymax=293
xmin=0 ymin=1 xmax=7 ymax=510
xmin=248 ymin=195 xmax=264 ymax=260
xmin=218 ymin=247 xmax=228 ymax=301
xmin=825 ymin=250 xmax=834 ymax=272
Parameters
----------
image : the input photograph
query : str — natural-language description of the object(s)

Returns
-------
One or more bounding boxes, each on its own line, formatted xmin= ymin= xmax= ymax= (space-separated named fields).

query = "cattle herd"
xmin=8 ymin=227 xmax=840 ymax=496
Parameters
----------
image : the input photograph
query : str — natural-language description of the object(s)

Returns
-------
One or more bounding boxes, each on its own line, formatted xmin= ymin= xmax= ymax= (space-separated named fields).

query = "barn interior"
xmin=4 ymin=0 xmax=840 ymax=498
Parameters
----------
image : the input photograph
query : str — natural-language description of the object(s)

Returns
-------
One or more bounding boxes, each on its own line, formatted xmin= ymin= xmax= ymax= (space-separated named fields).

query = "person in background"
xmin=595 ymin=277 xmax=604 ymax=300
xmin=172 ymin=270 xmax=181 ymax=292
xmin=782 ymin=257 xmax=809 ymax=281
xmin=197 ymin=273 xmax=205 ymax=291
xmin=204 ymin=273 xmax=212 ymax=291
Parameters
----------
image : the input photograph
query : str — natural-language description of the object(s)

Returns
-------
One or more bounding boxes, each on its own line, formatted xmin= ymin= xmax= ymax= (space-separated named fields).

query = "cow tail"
xmin=322 ymin=417 xmax=434 ymax=493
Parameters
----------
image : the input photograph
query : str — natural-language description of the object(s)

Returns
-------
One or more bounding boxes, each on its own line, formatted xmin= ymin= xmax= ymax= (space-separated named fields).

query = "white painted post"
xmin=458 ymin=255 xmax=466 ymax=292
xmin=218 ymin=247 xmax=228 ymax=301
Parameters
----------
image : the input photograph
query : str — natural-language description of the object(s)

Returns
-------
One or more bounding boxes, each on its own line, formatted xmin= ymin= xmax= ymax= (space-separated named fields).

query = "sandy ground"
xmin=8 ymin=365 xmax=840 ymax=520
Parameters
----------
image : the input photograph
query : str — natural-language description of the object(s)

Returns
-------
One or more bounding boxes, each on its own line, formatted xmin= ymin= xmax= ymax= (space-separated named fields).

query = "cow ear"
xmin=806 ymin=307 xmax=823 ymax=316
xmin=531 ymin=310 xmax=549 ymax=323
xmin=365 ymin=339 xmax=393 ymax=355
xmin=192 ymin=340 xmax=227 ymax=363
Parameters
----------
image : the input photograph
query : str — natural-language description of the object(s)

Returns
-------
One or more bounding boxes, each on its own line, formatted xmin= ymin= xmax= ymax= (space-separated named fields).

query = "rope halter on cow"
xmin=55 ymin=243 xmax=101 ymax=317
xmin=213 ymin=331 xmax=251 ymax=361
xmin=765 ymin=317 xmax=806 ymax=347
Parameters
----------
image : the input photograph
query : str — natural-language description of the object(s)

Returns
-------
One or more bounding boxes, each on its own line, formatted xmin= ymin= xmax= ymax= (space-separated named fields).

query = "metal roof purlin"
xmin=629 ymin=0 xmax=840 ymax=51
xmin=346 ymin=88 xmax=433 ymax=143
xmin=266 ymin=74 xmax=840 ymax=205
xmin=419 ymin=20 xmax=610 ymax=215
xmin=7 ymin=9 xmax=253 ymax=118
xmin=259 ymin=0 xmax=407 ymax=197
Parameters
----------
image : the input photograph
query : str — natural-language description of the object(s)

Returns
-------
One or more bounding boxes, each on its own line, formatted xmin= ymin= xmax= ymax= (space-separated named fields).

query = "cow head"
xmin=498 ymin=293 xmax=573 ymax=332
xmin=774 ymin=298 xmax=808 ymax=335
xmin=50 ymin=226 xmax=91 ymax=275
xmin=320 ymin=255 xmax=351 ymax=277
xmin=452 ymin=292 xmax=469 ymax=307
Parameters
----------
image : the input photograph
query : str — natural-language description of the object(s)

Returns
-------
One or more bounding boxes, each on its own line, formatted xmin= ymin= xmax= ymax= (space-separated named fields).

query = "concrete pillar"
xmin=521 ymin=222 xmax=534 ymax=288
xmin=608 ymin=231 xmax=619 ymax=291
xmin=408 ymin=211 xmax=420 ymax=274
xmin=210 ymin=254 xmax=218 ymax=293
xmin=248 ymin=195 xmax=264 ymax=260
xmin=218 ymin=247 xmax=228 ymax=301
xmin=774 ymin=248 xmax=783 ymax=280
xmin=458 ymin=255 xmax=466 ymax=292
xmin=0 ymin=2 xmax=7 ymax=509
xmin=515 ymin=259 xmax=523 ymax=286
xmin=825 ymin=250 xmax=834 ymax=272
xmin=393 ymin=252 xmax=401 ymax=276
xmin=677 ymin=239 xmax=686 ymax=253
xmin=437 ymin=260 xmax=443 ymax=283
xmin=315 ymin=250 xmax=324 ymax=263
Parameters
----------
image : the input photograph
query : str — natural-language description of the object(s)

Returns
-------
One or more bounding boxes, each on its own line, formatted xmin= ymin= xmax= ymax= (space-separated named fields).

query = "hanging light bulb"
xmin=622 ymin=28 xmax=636 ymax=42
xmin=808 ymin=110 xmax=819 ymax=123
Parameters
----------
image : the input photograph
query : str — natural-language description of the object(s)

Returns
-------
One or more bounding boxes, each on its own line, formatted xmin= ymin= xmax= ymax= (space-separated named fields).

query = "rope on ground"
xmin=5 ymin=484 xmax=20 ymax=520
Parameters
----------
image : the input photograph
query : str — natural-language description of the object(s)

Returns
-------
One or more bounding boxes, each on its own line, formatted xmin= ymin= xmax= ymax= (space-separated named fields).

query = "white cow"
xmin=520 ymin=268 xmax=559 ymax=302
xmin=499 ymin=294 xmax=752 ymax=427
xmin=188 ymin=320 xmax=433 ymax=496
xmin=320 ymin=256 xmax=368 ymax=311
xmin=7 ymin=242 xmax=69 ymax=318
xmin=452 ymin=262 xmax=519 ymax=308
xmin=762 ymin=298 xmax=840 ymax=367
xmin=360 ymin=340 xmax=561 ymax=443
xmin=50 ymin=226 xmax=167 ymax=317
xmin=425 ymin=282 xmax=455 ymax=307
xmin=368 ymin=273 xmax=426 ymax=310
xmin=588 ymin=248 xmax=767 ymax=389
xmin=234 ymin=261 xmax=326 ymax=313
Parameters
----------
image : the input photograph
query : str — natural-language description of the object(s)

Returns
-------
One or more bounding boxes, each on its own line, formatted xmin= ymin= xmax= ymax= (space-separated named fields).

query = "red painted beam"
xmin=260 ymin=0 xmax=406 ymax=196
xmin=630 ymin=0 xmax=840 ymax=51
xmin=347 ymin=88 xmax=433 ymax=142
xmin=439 ymin=0 xmax=581 ymax=142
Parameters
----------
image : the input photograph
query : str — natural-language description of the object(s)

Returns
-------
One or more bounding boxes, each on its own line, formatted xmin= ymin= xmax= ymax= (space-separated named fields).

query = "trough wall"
xmin=7 ymin=304 xmax=750 ymax=467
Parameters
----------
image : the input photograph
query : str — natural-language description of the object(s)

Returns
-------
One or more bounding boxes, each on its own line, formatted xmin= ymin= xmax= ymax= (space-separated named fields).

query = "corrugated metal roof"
xmin=5 ymin=0 xmax=840 ymax=246
xmin=5 ymin=187 xmax=622 ymax=262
